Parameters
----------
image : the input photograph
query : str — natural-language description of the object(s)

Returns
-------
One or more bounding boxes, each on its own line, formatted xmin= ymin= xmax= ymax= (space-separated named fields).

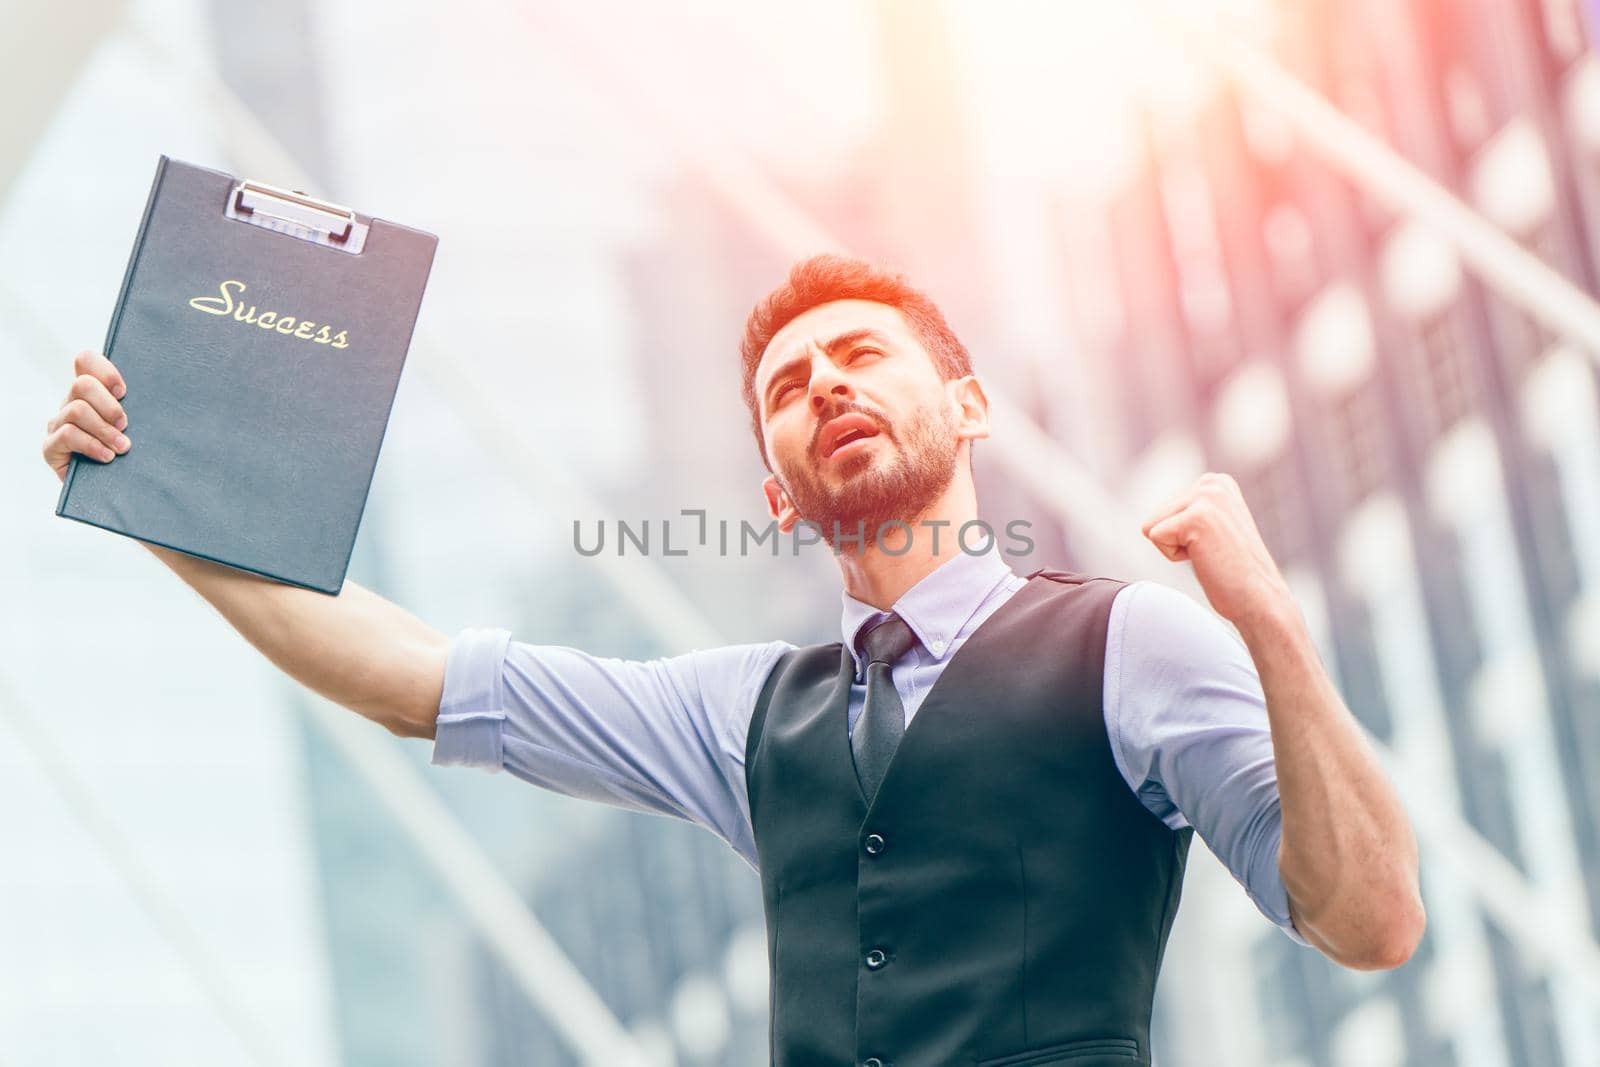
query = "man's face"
xmin=754 ymin=299 xmax=978 ymax=549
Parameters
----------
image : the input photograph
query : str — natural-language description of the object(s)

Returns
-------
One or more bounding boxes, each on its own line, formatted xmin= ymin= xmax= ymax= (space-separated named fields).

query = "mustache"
xmin=810 ymin=401 xmax=893 ymax=457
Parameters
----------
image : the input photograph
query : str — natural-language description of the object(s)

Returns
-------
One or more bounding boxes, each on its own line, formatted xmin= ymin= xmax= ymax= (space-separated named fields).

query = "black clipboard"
xmin=55 ymin=155 xmax=439 ymax=594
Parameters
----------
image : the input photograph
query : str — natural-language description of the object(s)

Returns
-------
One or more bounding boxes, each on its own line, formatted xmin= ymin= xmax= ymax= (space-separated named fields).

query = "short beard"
xmin=777 ymin=403 xmax=960 ymax=552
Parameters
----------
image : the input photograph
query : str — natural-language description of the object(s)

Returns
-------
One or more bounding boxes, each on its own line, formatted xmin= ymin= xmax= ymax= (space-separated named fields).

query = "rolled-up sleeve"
xmin=432 ymin=627 xmax=514 ymax=771
xmin=1105 ymin=580 xmax=1312 ymax=948
xmin=430 ymin=626 xmax=793 ymax=867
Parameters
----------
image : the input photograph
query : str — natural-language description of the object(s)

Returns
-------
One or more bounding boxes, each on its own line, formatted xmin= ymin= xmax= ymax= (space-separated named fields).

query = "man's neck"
xmin=834 ymin=477 xmax=979 ymax=610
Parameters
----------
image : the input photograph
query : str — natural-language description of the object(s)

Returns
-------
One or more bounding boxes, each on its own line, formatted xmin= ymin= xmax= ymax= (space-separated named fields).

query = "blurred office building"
xmin=1028 ymin=1 xmax=1600 ymax=1065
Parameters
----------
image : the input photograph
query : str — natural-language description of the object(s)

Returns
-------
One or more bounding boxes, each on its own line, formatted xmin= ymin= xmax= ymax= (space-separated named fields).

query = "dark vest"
xmin=744 ymin=569 xmax=1192 ymax=1067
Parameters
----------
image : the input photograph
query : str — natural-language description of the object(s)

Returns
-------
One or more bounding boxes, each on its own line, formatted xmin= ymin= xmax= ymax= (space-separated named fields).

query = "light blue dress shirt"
xmin=432 ymin=549 xmax=1309 ymax=946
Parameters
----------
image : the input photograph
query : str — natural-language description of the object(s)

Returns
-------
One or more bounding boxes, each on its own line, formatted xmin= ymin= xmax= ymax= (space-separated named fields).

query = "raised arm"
xmin=143 ymin=546 xmax=448 ymax=737
xmin=1141 ymin=471 xmax=1425 ymax=970
xmin=43 ymin=349 xmax=449 ymax=738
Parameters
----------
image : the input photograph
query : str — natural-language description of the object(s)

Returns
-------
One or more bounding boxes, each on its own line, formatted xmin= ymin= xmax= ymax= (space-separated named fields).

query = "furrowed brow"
xmin=762 ymin=329 xmax=889 ymax=409
xmin=821 ymin=327 xmax=881 ymax=355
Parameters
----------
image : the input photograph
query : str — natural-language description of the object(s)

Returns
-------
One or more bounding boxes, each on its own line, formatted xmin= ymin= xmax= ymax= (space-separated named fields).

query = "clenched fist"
xmin=42 ymin=350 xmax=131 ymax=483
xmin=1139 ymin=471 xmax=1295 ymax=630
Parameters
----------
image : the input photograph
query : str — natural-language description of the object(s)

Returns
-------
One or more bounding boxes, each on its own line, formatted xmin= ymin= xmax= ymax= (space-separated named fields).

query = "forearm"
xmin=141 ymin=542 xmax=448 ymax=738
xmin=1238 ymin=599 xmax=1424 ymax=969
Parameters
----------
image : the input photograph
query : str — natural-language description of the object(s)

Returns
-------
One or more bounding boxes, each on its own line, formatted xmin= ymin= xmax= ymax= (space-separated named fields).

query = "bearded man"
xmin=41 ymin=253 xmax=1424 ymax=1067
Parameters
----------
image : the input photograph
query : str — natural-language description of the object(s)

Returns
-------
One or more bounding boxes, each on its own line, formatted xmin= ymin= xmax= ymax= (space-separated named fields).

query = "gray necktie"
xmin=851 ymin=613 xmax=920 ymax=802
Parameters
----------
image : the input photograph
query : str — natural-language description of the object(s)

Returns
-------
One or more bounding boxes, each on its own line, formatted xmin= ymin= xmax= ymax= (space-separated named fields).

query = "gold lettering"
xmin=189 ymin=279 xmax=245 ymax=316
xmin=187 ymin=279 xmax=351 ymax=349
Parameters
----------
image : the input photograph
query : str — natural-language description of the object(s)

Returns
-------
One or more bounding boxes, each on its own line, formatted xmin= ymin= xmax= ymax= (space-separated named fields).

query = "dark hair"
xmin=740 ymin=254 xmax=974 ymax=469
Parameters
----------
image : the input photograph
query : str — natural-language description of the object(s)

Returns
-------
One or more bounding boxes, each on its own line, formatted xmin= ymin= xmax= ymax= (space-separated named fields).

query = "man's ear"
xmin=763 ymin=474 xmax=804 ymax=533
xmin=950 ymin=374 xmax=991 ymax=444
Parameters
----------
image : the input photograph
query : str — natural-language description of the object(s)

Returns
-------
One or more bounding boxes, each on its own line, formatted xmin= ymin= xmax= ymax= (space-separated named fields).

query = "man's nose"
xmin=808 ymin=354 xmax=852 ymax=411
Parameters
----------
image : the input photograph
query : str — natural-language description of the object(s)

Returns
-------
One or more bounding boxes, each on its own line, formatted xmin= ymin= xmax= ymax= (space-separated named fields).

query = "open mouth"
xmin=819 ymin=413 xmax=883 ymax=460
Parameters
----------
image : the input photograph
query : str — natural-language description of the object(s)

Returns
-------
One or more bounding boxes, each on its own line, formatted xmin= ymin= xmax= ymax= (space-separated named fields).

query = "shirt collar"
xmin=840 ymin=549 xmax=1017 ymax=680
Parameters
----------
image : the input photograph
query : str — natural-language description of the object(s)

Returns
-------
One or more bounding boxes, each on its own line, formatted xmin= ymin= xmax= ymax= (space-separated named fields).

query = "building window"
xmin=1329 ymin=378 xmax=1390 ymax=507
xmin=1415 ymin=311 xmax=1479 ymax=440
xmin=1240 ymin=450 xmax=1307 ymax=563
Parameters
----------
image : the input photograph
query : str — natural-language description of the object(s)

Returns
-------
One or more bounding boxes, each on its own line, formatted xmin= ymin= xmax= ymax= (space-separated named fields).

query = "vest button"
xmin=863 ymin=833 xmax=886 ymax=855
xmin=865 ymin=948 xmax=888 ymax=970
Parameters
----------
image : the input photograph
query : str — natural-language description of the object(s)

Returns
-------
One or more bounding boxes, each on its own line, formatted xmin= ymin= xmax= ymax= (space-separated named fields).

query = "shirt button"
xmin=864 ymin=1059 xmax=886 ymax=1067
xmin=865 ymin=948 xmax=888 ymax=970
xmin=931 ymin=639 xmax=946 ymax=653
xmin=863 ymin=833 xmax=886 ymax=856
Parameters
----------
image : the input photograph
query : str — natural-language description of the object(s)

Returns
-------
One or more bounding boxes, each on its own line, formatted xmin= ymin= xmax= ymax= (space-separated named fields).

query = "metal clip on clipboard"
xmin=224 ymin=178 xmax=371 ymax=255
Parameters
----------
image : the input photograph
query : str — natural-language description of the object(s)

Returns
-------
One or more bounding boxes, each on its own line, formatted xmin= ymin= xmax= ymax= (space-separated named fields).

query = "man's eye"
xmin=774 ymin=381 xmax=801 ymax=404
xmin=849 ymin=347 xmax=881 ymax=362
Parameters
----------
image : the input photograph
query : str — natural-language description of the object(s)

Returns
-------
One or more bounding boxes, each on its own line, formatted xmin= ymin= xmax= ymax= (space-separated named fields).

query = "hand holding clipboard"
xmin=46 ymin=157 xmax=437 ymax=594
